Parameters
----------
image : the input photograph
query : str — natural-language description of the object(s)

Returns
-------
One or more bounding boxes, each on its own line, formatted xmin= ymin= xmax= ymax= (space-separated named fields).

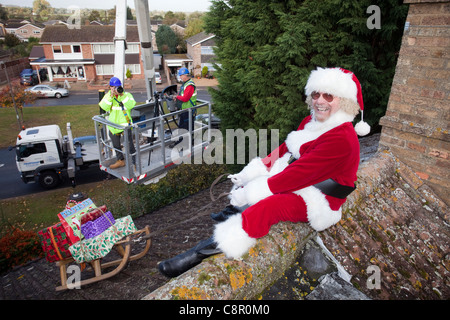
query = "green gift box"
xmin=69 ymin=215 xmax=137 ymax=263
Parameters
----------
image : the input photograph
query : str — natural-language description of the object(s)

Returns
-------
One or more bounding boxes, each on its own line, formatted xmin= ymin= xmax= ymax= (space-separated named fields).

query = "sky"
xmin=0 ymin=0 xmax=213 ymax=12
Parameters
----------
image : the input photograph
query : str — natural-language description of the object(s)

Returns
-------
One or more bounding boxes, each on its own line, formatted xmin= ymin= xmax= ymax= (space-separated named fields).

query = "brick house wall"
xmin=187 ymin=43 xmax=201 ymax=77
xmin=16 ymin=24 xmax=44 ymax=40
xmin=379 ymin=0 xmax=449 ymax=205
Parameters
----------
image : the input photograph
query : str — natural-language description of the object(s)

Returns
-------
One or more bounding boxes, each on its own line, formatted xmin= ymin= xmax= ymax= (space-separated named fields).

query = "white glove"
xmin=229 ymin=176 xmax=273 ymax=207
xmin=228 ymin=173 xmax=246 ymax=187
xmin=228 ymin=157 xmax=268 ymax=187
xmin=229 ymin=186 xmax=248 ymax=207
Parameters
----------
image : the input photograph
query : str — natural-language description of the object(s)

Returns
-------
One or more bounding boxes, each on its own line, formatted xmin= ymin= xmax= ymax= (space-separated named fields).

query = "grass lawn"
xmin=0 ymin=104 xmax=100 ymax=148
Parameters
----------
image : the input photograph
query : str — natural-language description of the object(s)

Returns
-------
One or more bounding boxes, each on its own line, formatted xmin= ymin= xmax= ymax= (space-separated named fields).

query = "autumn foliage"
xmin=0 ymin=227 xmax=43 ymax=274
xmin=0 ymin=80 xmax=38 ymax=109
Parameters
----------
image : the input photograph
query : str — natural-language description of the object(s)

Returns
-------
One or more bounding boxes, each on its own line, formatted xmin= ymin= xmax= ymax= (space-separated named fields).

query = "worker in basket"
xmin=170 ymin=67 xmax=197 ymax=148
xmin=99 ymin=77 xmax=137 ymax=169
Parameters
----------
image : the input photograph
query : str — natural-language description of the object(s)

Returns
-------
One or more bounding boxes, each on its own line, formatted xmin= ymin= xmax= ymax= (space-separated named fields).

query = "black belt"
xmin=313 ymin=178 xmax=356 ymax=199
xmin=288 ymin=154 xmax=356 ymax=199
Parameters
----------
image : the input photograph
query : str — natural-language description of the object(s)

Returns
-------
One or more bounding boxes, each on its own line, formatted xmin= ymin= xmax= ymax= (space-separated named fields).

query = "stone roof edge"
xmin=142 ymin=150 xmax=448 ymax=300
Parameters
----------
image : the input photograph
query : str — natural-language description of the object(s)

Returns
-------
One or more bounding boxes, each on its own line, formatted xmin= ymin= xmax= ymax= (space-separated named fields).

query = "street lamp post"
xmin=1 ymin=61 xmax=22 ymax=130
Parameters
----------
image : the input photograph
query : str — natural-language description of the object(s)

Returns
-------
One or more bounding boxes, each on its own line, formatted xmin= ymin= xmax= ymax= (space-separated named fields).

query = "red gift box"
xmin=37 ymin=223 xmax=73 ymax=263
xmin=80 ymin=205 xmax=107 ymax=225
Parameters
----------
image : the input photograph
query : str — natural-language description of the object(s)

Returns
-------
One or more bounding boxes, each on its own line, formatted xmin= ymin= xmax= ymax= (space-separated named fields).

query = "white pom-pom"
xmin=355 ymin=121 xmax=370 ymax=136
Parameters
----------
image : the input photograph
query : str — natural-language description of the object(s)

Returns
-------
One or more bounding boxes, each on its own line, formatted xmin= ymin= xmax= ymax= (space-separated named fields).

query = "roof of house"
xmin=5 ymin=21 xmax=45 ymax=29
xmin=40 ymin=25 xmax=140 ymax=43
xmin=186 ymin=31 xmax=215 ymax=46
xmin=29 ymin=45 xmax=45 ymax=59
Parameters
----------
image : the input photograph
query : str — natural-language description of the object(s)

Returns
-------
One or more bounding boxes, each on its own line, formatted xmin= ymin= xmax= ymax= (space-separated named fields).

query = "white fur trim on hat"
xmin=305 ymin=67 xmax=358 ymax=103
xmin=213 ymin=214 xmax=257 ymax=259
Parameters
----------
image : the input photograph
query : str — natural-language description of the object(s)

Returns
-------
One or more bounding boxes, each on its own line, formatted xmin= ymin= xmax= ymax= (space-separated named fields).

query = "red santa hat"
xmin=305 ymin=67 xmax=371 ymax=136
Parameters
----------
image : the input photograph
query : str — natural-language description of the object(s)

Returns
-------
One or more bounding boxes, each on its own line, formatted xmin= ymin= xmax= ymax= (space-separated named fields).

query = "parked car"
xmin=195 ymin=113 xmax=221 ymax=129
xmin=155 ymin=72 xmax=162 ymax=84
xmin=20 ymin=69 xmax=38 ymax=86
xmin=25 ymin=85 xmax=69 ymax=98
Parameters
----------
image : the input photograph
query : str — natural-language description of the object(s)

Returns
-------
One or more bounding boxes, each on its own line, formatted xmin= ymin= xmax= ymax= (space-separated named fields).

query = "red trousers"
xmin=241 ymin=193 xmax=308 ymax=238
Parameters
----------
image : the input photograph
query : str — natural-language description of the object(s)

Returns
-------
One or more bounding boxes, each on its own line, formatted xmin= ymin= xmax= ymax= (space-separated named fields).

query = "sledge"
xmin=54 ymin=225 xmax=151 ymax=291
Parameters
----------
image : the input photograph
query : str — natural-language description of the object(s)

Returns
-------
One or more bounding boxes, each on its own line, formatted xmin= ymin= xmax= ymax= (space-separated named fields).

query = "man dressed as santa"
xmin=158 ymin=67 xmax=370 ymax=278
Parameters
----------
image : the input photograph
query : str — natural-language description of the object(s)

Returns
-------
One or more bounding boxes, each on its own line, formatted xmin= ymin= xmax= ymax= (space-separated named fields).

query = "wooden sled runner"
xmin=55 ymin=226 xmax=151 ymax=291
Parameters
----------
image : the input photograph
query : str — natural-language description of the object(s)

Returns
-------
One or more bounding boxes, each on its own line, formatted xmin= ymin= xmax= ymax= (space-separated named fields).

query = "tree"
xmin=155 ymin=25 xmax=178 ymax=54
xmin=0 ymin=79 xmax=38 ymax=128
xmin=204 ymin=0 xmax=408 ymax=142
xmin=32 ymin=0 xmax=53 ymax=21
xmin=88 ymin=10 xmax=102 ymax=22
xmin=0 ymin=4 xmax=8 ymax=21
xmin=4 ymin=34 xmax=21 ymax=48
xmin=185 ymin=17 xmax=205 ymax=39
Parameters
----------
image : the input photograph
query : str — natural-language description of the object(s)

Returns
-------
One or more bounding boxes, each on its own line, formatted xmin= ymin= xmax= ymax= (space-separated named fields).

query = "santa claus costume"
xmin=158 ymin=67 xmax=370 ymax=277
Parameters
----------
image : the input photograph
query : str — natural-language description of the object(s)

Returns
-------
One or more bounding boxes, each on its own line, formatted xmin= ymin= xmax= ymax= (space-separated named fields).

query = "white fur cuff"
xmin=245 ymin=176 xmax=273 ymax=205
xmin=213 ymin=214 xmax=257 ymax=259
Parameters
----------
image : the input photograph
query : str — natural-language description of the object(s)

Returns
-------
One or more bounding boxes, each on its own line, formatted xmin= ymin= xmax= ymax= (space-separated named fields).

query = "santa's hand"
xmin=228 ymin=173 xmax=245 ymax=187
xmin=229 ymin=186 xmax=249 ymax=207
xmin=229 ymin=176 xmax=273 ymax=207
xmin=228 ymin=157 xmax=268 ymax=186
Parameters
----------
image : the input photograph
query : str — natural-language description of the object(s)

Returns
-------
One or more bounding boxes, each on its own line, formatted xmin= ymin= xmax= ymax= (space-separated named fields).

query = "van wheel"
xmin=39 ymin=170 xmax=60 ymax=189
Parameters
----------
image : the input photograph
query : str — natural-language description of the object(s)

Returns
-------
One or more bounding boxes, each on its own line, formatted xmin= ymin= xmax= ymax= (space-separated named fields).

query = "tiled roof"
xmin=186 ymin=31 xmax=215 ymax=46
xmin=40 ymin=25 xmax=140 ymax=43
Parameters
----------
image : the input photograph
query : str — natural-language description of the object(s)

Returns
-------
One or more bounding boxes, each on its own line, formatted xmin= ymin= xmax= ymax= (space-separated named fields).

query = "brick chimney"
xmin=379 ymin=0 xmax=449 ymax=205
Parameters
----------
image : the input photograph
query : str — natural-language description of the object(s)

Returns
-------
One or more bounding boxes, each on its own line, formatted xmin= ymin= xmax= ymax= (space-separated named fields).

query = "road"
xmin=23 ymin=88 xmax=212 ymax=107
xmin=0 ymin=148 xmax=108 ymax=200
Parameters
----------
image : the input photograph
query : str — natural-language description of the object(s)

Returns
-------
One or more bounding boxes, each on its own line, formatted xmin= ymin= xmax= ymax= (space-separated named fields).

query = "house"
xmin=162 ymin=53 xmax=193 ymax=82
xmin=185 ymin=31 xmax=217 ymax=77
xmin=4 ymin=20 xmax=45 ymax=41
xmin=31 ymin=25 xmax=147 ymax=83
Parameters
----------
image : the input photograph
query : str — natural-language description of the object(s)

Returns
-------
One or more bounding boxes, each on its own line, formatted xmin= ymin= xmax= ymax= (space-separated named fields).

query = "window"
xmin=21 ymin=29 xmax=28 ymax=34
xmin=93 ymin=44 xmax=115 ymax=54
xmin=93 ymin=43 xmax=139 ymax=54
xmin=96 ymin=64 xmax=114 ymax=75
xmin=17 ymin=142 xmax=47 ymax=158
xmin=33 ymin=30 xmax=41 ymax=34
xmin=201 ymin=46 xmax=215 ymax=55
xmin=73 ymin=45 xmax=81 ymax=53
xmin=125 ymin=64 xmax=141 ymax=74
xmin=126 ymin=44 xmax=139 ymax=53
xmin=96 ymin=64 xmax=141 ymax=76
xmin=53 ymin=45 xmax=62 ymax=53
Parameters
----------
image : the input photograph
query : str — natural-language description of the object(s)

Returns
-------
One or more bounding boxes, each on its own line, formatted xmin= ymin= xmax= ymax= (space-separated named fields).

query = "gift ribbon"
xmin=49 ymin=226 xmax=64 ymax=261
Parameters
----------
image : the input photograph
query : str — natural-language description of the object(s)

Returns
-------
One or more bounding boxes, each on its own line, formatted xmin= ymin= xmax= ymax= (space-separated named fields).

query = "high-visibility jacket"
xmin=99 ymin=90 xmax=136 ymax=135
xmin=178 ymin=79 xmax=197 ymax=109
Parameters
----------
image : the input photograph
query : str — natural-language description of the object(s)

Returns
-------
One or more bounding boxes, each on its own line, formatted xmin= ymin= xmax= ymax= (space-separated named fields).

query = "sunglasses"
xmin=311 ymin=91 xmax=334 ymax=102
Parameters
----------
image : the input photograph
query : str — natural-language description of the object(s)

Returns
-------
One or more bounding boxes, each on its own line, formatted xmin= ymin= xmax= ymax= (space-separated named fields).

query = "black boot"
xmin=158 ymin=237 xmax=222 ymax=278
xmin=210 ymin=205 xmax=240 ymax=222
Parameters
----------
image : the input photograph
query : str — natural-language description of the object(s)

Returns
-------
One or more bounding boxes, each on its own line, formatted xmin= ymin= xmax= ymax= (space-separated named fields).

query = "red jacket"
xmin=263 ymin=115 xmax=360 ymax=210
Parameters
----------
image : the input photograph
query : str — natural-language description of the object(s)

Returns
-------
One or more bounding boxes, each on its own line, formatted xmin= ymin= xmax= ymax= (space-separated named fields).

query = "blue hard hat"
xmin=109 ymin=77 xmax=122 ymax=87
xmin=178 ymin=67 xmax=189 ymax=76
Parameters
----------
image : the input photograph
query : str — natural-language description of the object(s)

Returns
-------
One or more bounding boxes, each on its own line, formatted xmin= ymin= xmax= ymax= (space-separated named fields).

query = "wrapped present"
xmin=69 ymin=216 xmax=137 ymax=263
xmin=80 ymin=205 xmax=107 ymax=225
xmin=58 ymin=198 xmax=97 ymax=243
xmin=38 ymin=222 xmax=73 ymax=263
xmin=81 ymin=211 xmax=115 ymax=239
